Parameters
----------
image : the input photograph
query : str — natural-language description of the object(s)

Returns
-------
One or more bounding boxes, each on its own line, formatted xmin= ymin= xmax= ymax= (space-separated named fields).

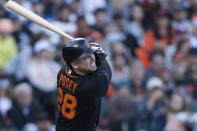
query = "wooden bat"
xmin=6 ymin=0 xmax=74 ymax=40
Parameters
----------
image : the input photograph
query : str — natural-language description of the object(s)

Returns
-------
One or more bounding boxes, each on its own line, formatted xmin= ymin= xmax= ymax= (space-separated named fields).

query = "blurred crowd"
xmin=0 ymin=0 xmax=197 ymax=131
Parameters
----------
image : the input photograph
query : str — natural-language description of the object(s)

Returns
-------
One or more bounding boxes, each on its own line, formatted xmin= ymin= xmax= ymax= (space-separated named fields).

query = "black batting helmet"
xmin=62 ymin=38 xmax=93 ymax=63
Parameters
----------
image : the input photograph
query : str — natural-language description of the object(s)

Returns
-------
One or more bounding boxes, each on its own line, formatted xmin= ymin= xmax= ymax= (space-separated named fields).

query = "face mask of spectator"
xmin=106 ymin=32 xmax=125 ymax=43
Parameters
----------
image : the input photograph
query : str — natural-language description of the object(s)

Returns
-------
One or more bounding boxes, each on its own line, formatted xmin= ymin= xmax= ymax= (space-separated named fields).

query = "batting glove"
xmin=90 ymin=43 xmax=106 ymax=56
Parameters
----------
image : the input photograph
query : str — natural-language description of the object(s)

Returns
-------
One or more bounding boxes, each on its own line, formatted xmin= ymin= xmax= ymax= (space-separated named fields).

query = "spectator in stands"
xmin=7 ymin=83 xmax=42 ymax=130
xmin=156 ymin=67 xmax=174 ymax=90
xmin=4 ymin=17 xmax=32 ymax=82
xmin=51 ymin=4 xmax=77 ymax=38
xmin=164 ymin=93 xmax=187 ymax=131
xmin=172 ymin=39 xmax=190 ymax=85
xmin=113 ymin=13 xmax=126 ymax=32
xmin=172 ymin=5 xmax=191 ymax=34
xmin=124 ymin=3 xmax=145 ymax=57
xmin=145 ymin=49 xmax=165 ymax=79
xmin=111 ymin=53 xmax=130 ymax=88
xmin=126 ymin=3 xmax=145 ymax=46
xmin=26 ymin=38 xmax=60 ymax=122
xmin=107 ymin=85 xmax=136 ymax=131
xmin=129 ymin=59 xmax=145 ymax=98
xmin=136 ymin=10 xmax=176 ymax=68
xmin=69 ymin=0 xmax=81 ymax=22
xmin=0 ymin=18 xmax=17 ymax=76
xmin=104 ymin=24 xmax=125 ymax=56
xmin=136 ymin=77 xmax=167 ymax=131
xmin=110 ymin=42 xmax=129 ymax=58
xmin=165 ymin=37 xmax=189 ymax=69
xmin=92 ymin=8 xmax=108 ymax=34
xmin=109 ymin=42 xmax=130 ymax=87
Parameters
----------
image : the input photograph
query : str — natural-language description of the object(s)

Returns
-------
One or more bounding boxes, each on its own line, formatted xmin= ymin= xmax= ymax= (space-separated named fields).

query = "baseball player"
xmin=56 ymin=38 xmax=112 ymax=131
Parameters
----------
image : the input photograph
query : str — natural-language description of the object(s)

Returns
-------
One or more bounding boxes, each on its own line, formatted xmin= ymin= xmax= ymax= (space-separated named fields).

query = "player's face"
xmin=74 ymin=54 xmax=97 ymax=73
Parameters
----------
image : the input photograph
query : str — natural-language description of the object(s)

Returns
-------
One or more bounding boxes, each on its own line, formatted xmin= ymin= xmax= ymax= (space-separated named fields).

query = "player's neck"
xmin=72 ymin=68 xmax=87 ymax=76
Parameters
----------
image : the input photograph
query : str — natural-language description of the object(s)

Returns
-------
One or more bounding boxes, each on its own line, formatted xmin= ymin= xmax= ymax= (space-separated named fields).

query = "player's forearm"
xmin=95 ymin=53 xmax=112 ymax=81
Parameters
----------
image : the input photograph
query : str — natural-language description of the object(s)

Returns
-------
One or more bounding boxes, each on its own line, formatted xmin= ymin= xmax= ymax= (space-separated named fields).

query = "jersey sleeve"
xmin=89 ymin=73 xmax=110 ymax=98
xmin=89 ymin=53 xmax=112 ymax=98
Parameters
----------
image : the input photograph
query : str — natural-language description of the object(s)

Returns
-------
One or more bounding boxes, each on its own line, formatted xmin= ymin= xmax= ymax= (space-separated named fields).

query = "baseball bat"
xmin=6 ymin=0 xmax=74 ymax=40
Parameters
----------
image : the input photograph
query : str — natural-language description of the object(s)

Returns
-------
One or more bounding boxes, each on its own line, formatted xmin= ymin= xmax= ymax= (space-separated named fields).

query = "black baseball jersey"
xmin=56 ymin=53 xmax=112 ymax=131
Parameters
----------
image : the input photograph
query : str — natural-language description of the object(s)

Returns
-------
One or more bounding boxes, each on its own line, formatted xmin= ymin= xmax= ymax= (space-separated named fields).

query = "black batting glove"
xmin=90 ymin=43 xmax=107 ymax=57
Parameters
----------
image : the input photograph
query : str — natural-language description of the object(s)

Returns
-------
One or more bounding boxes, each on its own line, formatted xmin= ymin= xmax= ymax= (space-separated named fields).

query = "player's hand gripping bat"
xmin=6 ymin=0 xmax=74 ymax=40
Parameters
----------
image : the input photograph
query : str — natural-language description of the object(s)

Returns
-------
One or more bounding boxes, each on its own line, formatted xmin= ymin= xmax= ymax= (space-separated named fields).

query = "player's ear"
xmin=70 ymin=61 xmax=79 ymax=69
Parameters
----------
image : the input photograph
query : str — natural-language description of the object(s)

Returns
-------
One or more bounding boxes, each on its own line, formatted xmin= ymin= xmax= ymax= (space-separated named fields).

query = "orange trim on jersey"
xmin=101 ymin=72 xmax=110 ymax=82
xmin=65 ymin=67 xmax=78 ymax=78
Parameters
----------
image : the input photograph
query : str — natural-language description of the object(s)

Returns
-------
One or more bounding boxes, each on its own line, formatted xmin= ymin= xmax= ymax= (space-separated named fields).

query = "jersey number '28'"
xmin=58 ymin=87 xmax=77 ymax=120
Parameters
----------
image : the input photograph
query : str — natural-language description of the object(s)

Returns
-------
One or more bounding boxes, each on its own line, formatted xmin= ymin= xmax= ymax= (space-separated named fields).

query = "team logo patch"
xmin=68 ymin=69 xmax=72 ymax=74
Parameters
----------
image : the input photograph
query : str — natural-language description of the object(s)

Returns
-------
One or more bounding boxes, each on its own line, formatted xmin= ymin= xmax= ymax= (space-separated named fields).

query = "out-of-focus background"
xmin=0 ymin=0 xmax=197 ymax=131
